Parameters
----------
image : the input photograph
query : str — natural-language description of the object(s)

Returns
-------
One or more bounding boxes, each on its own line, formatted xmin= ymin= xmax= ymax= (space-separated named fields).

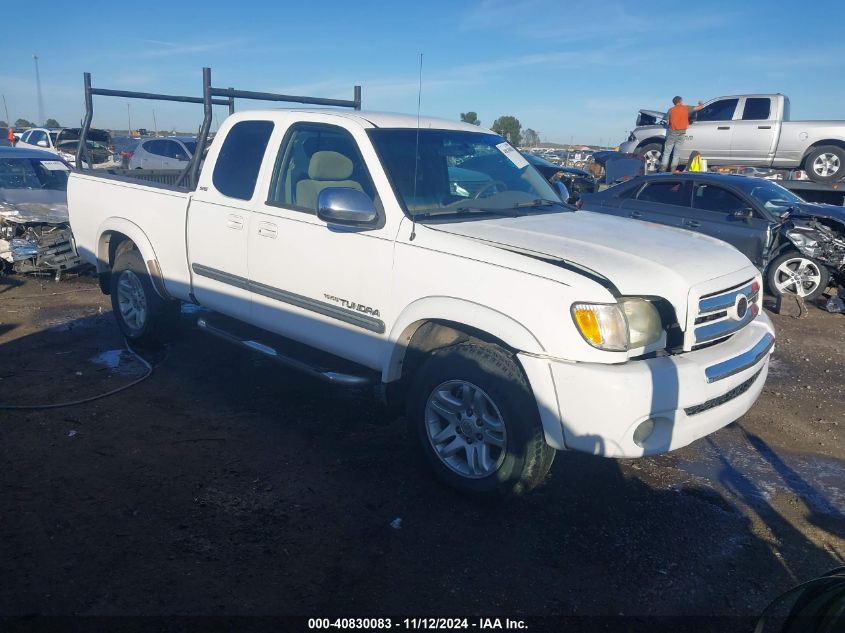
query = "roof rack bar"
xmin=208 ymin=86 xmax=361 ymax=110
xmin=90 ymin=87 xmax=230 ymax=106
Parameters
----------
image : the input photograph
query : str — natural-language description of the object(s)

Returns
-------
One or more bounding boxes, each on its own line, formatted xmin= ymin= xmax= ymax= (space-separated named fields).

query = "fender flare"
xmin=382 ymin=296 xmax=544 ymax=383
xmin=95 ymin=217 xmax=167 ymax=299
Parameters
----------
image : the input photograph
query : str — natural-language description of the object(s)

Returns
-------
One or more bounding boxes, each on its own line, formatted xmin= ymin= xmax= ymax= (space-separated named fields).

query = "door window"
xmin=741 ymin=98 xmax=771 ymax=121
xmin=144 ymin=140 xmax=168 ymax=157
xmin=267 ymin=123 xmax=375 ymax=213
xmin=162 ymin=140 xmax=185 ymax=159
xmin=693 ymin=184 xmax=750 ymax=214
xmin=212 ymin=120 xmax=275 ymax=200
xmin=695 ymin=99 xmax=739 ymax=122
xmin=28 ymin=130 xmax=48 ymax=146
xmin=636 ymin=180 xmax=690 ymax=206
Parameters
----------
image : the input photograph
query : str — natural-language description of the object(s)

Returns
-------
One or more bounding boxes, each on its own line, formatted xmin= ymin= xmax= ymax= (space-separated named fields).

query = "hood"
xmin=0 ymin=189 xmax=68 ymax=224
xmin=636 ymin=109 xmax=666 ymax=127
xmin=788 ymin=202 xmax=845 ymax=229
xmin=429 ymin=210 xmax=754 ymax=316
xmin=56 ymin=128 xmax=111 ymax=144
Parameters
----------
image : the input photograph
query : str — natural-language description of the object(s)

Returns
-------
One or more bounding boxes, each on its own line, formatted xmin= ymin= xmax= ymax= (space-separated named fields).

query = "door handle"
xmin=717 ymin=126 xmax=731 ymax=130
xmin=257 ymin=221 xmax=278 ymax=238
xmin=757 ymin=125 xmax=772 ymax=129
xmin=629 ymin=211 xmax=643 ymax=219
xmin=685 ymin=220 xmax=701 ymax=228
xmin=226 ymin=214 xmax=244 ymax=230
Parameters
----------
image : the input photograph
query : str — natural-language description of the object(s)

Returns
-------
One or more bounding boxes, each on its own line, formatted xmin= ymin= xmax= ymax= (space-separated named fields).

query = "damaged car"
xmin=578 ymin=172 xmax=845 ymax=299
xmin=0 ymin=147 xmax=83 ymax=277
xmin=16 ymin=127 xmax=115 ymax=168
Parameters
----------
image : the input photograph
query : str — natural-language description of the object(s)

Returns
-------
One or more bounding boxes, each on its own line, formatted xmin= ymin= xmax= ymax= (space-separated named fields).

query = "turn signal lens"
xmin=571 ymin=303 xmax=628 ymax=351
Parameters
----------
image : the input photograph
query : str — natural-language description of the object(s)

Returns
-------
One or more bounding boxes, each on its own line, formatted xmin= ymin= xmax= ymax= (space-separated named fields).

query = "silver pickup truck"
xmin=619 ymin=94 xmax=845 ymax=183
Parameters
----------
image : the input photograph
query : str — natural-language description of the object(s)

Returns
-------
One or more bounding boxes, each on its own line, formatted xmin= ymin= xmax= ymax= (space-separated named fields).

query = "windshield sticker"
xmin=41 ymin=160 xmax=70 ymax=171
xmin=496 ymin=142 xmax=529 ymax=169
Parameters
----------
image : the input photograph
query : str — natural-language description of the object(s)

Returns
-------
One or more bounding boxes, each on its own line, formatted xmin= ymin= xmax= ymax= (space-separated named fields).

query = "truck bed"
xmin=67 ymin=171 xmax=194 ymax=300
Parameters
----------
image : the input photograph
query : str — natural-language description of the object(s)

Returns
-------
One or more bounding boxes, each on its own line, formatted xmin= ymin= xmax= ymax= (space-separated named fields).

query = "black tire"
xmin=803 ymin=145 xmax=845 ymax=183
xmin=110 ymin=247 xmax=179 ymax=345
xmin=766 ymin=251 xmax=830 ymax=301
xmin=636 ymin=142 xmax=664 ymax=172
xmin=408 ymin=342 xmax=555 ymax=497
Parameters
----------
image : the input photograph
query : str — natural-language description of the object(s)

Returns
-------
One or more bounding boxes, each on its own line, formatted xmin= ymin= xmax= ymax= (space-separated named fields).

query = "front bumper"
xmin=519 ymin=311 xmax=775 ymax=458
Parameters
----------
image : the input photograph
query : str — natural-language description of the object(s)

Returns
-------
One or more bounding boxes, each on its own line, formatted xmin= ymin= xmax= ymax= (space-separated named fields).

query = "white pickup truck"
xmin=68 ymin=108 xmax=776 ymax=496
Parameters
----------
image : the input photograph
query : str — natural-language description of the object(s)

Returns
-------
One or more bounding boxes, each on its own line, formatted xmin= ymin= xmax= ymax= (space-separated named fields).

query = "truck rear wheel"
xmin=804 ymin=145 xmax=845 ymax=183
xmin=408 ymin=342 xmax=555 ymax=497
xmin=110 ymin=247 xmax=179 ymax=345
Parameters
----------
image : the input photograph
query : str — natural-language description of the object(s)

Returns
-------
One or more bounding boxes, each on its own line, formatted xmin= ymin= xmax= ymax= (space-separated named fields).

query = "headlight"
xmin=571 ymin=298 xmax=663 ymax=352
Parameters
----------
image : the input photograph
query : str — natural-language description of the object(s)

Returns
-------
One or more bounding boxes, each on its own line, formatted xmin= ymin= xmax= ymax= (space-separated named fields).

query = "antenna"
xmin=409 ymin=53 xmax=423 ymax=242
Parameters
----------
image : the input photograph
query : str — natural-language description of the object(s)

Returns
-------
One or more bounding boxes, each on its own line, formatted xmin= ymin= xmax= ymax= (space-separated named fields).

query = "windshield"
xmin=0 ymin=157 xmax=70 ymax=191
xmin=368 ymin=129 xmax=562 ymax=218
xmin=734 ymin=178 xmax=803 ymax=214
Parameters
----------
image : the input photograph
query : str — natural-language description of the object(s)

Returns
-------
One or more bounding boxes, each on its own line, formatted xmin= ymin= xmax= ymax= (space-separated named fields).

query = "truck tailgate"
xmin=68 ymin=172 xmax=192 ymax=300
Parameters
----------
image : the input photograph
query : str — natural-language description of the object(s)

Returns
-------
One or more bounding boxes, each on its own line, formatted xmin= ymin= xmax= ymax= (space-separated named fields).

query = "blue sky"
xmin=1 ymin=0 xmax=842 ymax=145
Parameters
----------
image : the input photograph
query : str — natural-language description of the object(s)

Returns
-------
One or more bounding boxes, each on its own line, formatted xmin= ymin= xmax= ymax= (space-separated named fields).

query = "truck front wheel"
xmin=804 ymin=145 xmax=845 ymax=183
xmin=408 ymin=343 xmax=555 ymax=497
xmin=637 ymin=142 xmax=663 ymax=172
xmin=110 ymin=247 xmax=179 ymax=345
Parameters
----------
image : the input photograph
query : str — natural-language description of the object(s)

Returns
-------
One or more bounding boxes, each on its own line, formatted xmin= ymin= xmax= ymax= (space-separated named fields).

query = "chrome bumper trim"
xmin=704 ymin=333 xmax=775 ymax=384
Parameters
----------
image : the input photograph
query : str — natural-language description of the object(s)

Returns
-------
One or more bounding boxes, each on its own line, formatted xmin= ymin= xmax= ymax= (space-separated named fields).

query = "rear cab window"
xmin=212 ymin=120 xmax=275 ymax=200
xmin=741 ymin=98 xmax=772 ymax=121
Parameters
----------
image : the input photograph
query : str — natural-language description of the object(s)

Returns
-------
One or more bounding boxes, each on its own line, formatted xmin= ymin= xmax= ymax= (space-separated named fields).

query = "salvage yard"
xmin=1 ymin=274 xmax=843 ymax=624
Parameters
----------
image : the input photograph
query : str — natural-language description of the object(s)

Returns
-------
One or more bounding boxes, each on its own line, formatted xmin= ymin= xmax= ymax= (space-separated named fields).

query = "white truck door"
xmin=187 ymin=120 xmax=276 ymax=322
xmin=730 ymin=97 xmax=778 ymax=164
xmin=685 ymin=98 xmax=740 ymax=164
xmin=247 ymin=121 xmax=393 ymax=370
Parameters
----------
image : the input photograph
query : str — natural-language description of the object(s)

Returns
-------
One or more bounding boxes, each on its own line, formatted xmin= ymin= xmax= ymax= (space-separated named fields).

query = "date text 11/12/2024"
xmin=308 ymin=618 xmax=528 ymax=630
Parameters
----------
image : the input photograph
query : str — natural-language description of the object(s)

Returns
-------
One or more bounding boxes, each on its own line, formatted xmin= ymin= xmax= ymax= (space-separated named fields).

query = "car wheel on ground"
xmin=408 ymin=342 xmax=555 ymax=497
xmin=110 ymin=246 xmax=179 ymax=345
xmin=803 ymin=145 xmax=845 ymax=183
xmin=766 ymin=252 xmax=830 ymax=301
xmin=636 ymin=143 xmax=663 ymax=172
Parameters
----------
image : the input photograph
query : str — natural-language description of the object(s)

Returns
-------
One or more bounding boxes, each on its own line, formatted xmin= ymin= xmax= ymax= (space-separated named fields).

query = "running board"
xmin=196 ymin=317 xmax=375 ymax=387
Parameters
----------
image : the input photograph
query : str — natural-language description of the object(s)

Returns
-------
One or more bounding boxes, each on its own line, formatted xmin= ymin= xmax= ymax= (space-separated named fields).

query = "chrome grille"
xmin=686 ymin=278 xmax=760 ymax=350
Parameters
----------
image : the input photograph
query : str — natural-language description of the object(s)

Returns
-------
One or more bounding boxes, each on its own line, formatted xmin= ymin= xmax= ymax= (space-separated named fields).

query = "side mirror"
xmin=734 ymin=208 xmax=754 ymax=221
xmin=317 ymin=188 xmax=378 ymax=227
xmin=556 ymin=181 xmax=571 ymax=204
xmin=37 ymin=139 xmax=49 ymax=147
xmin=175 ymin=154 xmax=186 ymax=160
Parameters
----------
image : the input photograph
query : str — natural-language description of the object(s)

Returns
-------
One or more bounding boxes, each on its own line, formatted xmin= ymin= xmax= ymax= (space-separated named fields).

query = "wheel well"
xmin=802 ymin=139 xmax=845 ymax=165
xmin=98 ymin=232 xmax=134 ymax=294
xmin=388 ymin=320 xmax=517 ymax=403
xmin=637 ymin=138 xmax=665 ymax=151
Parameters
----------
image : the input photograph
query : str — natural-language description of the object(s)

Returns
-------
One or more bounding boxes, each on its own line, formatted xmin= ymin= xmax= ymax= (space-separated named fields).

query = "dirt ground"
xmin=0 ymin=273 xmax=843 ymax=628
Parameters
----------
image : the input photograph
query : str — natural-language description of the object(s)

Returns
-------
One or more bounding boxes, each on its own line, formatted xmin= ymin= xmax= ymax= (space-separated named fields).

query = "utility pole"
xmin=1 ymin=94 xmax=9 ymax=126
xmin=127 ymin=103 xmax=131 ymax=136
xmin=152 ymin=108 xmax=158 ymax=136
xmin=33 ymin=55 xmax=45 ymax=126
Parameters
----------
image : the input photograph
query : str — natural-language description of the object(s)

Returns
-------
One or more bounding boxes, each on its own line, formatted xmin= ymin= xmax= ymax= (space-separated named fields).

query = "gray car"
xmin=578 ymin=173 xmax=845 ymax=300
xmin=128 ymin=136 xmax=197 ymax=169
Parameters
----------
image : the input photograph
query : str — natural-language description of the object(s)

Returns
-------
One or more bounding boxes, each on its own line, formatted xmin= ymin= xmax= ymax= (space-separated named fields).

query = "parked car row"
xmin=15 ymin=127 xmax=117 ymax=168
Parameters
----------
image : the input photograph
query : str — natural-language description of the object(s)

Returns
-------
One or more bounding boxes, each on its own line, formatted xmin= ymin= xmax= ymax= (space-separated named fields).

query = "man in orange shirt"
xmin=659 ymin=96 xmax=704 ymax=172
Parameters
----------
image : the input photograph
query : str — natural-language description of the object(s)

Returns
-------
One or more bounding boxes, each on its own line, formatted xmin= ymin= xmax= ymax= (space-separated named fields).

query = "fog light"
xmin=633 ymin=418 xmax=656 ymax=447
